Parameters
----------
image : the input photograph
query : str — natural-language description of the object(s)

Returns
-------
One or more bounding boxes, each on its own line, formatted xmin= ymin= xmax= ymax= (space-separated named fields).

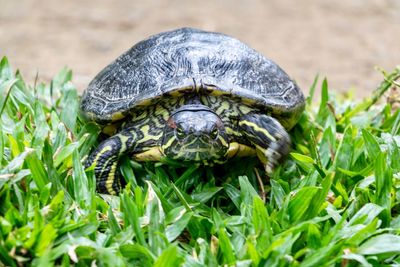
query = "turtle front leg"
xmin=85 ymin=131 xmax=134 ymax=194
xmin=238 ymin=114 xmax=291 ymax=173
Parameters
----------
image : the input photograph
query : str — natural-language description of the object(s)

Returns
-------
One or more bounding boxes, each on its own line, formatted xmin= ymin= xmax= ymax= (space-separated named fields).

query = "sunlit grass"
xmin=0 ymin=56 xmax=400 ymax=266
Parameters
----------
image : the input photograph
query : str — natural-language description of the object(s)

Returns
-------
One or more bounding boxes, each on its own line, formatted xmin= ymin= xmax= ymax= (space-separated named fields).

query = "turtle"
xmin=81 ymin=27 xmax=305 ymax=195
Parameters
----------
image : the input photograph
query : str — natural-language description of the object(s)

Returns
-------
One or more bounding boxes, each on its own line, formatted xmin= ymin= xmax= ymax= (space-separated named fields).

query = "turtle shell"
xmin=81 ymin=27 xmax=305 ymax=129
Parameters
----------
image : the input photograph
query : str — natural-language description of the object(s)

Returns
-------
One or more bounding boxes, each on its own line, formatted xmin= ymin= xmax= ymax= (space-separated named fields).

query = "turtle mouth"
xmin=174 ymin=149 xmax=224 ymax=162
xmin=173 ymin=139 xmax=226 ymax=161
xmin=183 ymin=148 xmax=212 ymax=153
xmin=181 ymin=136 xmax=215 ymax=149
xmin=162 ymin=136 xmax=228 ymax=162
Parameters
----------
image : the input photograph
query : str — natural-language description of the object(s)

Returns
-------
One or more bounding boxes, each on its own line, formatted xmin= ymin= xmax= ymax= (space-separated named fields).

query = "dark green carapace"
xmin=81 ymin=28 xmax=305 ymax=194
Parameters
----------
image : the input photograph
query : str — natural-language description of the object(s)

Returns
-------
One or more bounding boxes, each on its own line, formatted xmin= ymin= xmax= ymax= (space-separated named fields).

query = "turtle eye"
xmin=210 ymin=127 xmax=219 ymax=139
xmin=175 ymin=127 xmax=186 ymax=140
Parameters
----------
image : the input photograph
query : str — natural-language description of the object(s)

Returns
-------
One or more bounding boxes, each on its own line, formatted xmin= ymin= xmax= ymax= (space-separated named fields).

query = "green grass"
xmin=0 ymin=56 xmax=400 ymax=266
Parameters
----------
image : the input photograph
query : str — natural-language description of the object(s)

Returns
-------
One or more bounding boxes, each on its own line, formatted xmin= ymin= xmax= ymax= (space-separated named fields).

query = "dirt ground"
xmin=0 ymin=0 xmax=399 ymax=96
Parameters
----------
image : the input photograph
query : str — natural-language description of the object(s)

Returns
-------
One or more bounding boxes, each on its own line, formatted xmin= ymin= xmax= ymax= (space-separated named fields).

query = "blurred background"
xmin=0 ymin=0 xmax=399 ymax=96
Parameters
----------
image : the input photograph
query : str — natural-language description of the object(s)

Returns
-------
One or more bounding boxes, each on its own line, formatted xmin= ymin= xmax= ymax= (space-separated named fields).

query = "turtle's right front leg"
xmin=85 ymin=131 xmax=135 ymax=195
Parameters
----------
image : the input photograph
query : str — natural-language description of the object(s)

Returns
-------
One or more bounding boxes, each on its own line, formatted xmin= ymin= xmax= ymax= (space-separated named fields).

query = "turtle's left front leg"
xmin=238 ymin=113 xmax=291 ymax=173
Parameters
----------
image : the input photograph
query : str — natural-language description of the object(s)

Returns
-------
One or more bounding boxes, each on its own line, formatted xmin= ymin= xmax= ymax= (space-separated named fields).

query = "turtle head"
xmin=161 ymin=105 xmax=229 ymax=162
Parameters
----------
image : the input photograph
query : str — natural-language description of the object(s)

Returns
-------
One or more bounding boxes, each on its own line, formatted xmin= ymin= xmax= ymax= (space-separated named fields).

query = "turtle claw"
xmin=264 ymin=146 xmax=280 ymax=174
